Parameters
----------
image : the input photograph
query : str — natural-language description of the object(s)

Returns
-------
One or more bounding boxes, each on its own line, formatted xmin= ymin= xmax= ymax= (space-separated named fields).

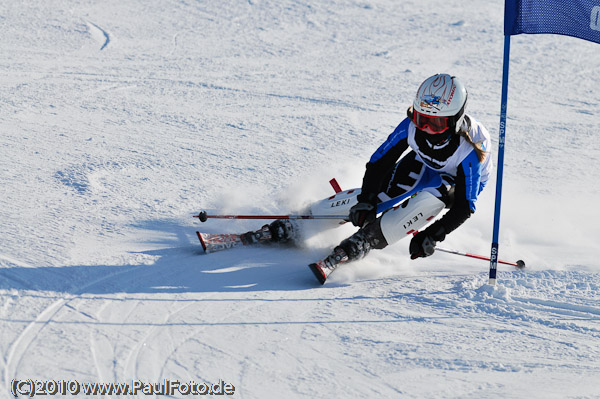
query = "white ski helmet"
xmin=412 ymin=74 xmax=468 ymax=134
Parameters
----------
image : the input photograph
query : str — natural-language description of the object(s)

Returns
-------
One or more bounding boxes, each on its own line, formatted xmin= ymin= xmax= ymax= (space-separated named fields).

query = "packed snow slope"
xmin=1 ymin=0 xmax=600 ymax=398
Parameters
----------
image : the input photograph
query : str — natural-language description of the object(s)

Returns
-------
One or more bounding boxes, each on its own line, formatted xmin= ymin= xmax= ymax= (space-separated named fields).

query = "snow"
xmin=1 ymin=0 xmax=600 ymax=398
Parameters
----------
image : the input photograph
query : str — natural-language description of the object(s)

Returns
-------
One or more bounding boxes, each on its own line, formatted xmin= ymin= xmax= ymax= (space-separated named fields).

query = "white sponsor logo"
xmin=402 ymin=212 xmax=423 ymax=230
xmin=329 ymin=198 xmax=350 ymax=208
xmin=592 ymin=6 xmax=600 ymax=31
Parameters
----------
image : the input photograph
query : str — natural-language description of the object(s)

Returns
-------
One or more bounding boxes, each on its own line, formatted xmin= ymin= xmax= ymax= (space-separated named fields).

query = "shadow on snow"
xmin=0 ymin=219 xmax=339 ymax=295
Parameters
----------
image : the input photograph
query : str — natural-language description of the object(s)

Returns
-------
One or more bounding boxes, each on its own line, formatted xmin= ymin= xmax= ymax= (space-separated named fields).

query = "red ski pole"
xmin=436 ymin=246 xmax=525 ymax=269
xmin=194 ymin=211 xmax=348 ymax=222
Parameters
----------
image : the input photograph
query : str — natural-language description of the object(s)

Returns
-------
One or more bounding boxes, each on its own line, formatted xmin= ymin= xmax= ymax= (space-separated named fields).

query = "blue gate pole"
xmin=489 ymin=35 xmax=511 ymax=285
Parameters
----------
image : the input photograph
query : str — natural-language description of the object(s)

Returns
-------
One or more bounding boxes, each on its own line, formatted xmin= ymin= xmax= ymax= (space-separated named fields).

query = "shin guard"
xmin=379 ymin=191 xmax=445 ymax=246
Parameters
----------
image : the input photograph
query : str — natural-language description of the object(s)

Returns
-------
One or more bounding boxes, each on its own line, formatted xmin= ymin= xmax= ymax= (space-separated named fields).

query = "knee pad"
xmin=379 ymin=191 xmax=445 ymax=246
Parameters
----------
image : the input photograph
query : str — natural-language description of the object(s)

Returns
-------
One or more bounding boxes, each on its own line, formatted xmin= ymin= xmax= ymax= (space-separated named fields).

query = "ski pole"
xmin=194 ymin=211 xmax=348 ymax=222
xmin=436 ymin=246 xmax=525 ymax=269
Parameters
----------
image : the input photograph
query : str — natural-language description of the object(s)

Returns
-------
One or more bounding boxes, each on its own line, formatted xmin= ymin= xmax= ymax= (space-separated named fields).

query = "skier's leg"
xmin=336 ymin=151 xmax=449 ymax=261
xmin=307 ymin=218 xmax=392 ymax=284
xmin=245 ymin=152 xmax=451 ymax=248
xmin=378 ymin=190 xmax=446 ymax=245
xmin=309 ymin=190 xmax=446 ymax=283
xmin=239 ymin=189 xmax=361 ymax=246
xmin=340 ymin=190 xmax=446 ymax=260
xmin=310 ymin=180 xmax=459 ymax=285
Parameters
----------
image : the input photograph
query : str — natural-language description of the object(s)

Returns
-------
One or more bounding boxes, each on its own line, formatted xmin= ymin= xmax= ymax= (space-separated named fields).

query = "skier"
xmin=204 ymin=74 xmax=492 ymax=284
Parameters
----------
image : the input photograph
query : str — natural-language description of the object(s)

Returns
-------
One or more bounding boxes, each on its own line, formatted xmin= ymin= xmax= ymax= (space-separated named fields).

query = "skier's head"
xmin=409 ymin=74 xmax=468 ymax=140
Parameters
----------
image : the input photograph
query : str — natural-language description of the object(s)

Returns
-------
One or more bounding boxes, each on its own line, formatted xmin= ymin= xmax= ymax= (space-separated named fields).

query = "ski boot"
xmin=309 ymin=246 xmax=350 ymax=284
xmin=240 ymin=224 xmax=272 ymax=245
xmin=309 ymin=221 xmax=386 ymax=284
xmin=241 ymin=220 xmax=297 ymax=245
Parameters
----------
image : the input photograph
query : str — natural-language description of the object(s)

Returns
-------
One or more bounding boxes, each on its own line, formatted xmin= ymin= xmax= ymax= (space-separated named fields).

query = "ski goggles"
xmin=412 ymin=110 xmax=451 ymax=134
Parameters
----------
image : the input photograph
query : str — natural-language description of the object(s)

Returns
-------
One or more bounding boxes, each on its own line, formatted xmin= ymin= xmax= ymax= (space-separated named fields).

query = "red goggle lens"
xmin=413 ymin=111 xmax=450 ymax=133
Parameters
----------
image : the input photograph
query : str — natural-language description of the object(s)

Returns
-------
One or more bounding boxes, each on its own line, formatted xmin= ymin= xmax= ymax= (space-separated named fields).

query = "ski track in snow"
xmin=86 ymin=21 xmax=110 ymax=51
xmin=3 ymin=262 xmax=600 ymax=396
xmin=3 ymin=264 xmax=141 ymax=391
xmin=1 ymin=0 xmax=600 ymax=397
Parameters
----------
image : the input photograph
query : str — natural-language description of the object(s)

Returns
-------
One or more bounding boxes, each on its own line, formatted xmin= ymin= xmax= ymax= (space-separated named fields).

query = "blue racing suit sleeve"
xmin=369 ymin=119 xmax=410 ymax=163
xmin=357 ymin=119 xmax=411 ymax=203
xmin=461 ymin=150 xmax=483 ymax=213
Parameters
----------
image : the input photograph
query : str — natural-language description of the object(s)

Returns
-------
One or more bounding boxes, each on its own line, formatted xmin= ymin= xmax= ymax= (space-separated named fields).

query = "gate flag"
xmin=505 ymin=0 xmax=600 ymax=44
xmin=489 ymin=0 xmax=600 ymax=285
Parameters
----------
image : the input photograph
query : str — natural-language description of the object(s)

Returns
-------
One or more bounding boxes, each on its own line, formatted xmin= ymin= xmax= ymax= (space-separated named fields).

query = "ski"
xmin=196 ymin=225 xmax=273 ymax=254
xmin=196 ymin=232 xmax=244 ymax=253
xmin=308 ymin=247 xmax=349 ymax=285
xmin=308 ymin=261 xmax=330 ymax=285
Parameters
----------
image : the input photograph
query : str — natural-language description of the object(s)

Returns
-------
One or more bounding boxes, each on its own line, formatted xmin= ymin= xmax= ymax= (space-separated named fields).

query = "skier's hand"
xmin=348 ymin=202 xmax=376 ymax=227
xmin=409 ymin=223 xmax=446 ymax=260
xmin=409 ymin=232 xmax=436 ymax=259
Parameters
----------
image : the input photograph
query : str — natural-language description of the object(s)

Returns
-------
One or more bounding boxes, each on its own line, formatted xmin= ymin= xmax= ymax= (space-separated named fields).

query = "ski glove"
xmin=348 ymin=202 xmax=376 ymax=228
xmin=409 ymin=223 xmax=446 ymax=260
